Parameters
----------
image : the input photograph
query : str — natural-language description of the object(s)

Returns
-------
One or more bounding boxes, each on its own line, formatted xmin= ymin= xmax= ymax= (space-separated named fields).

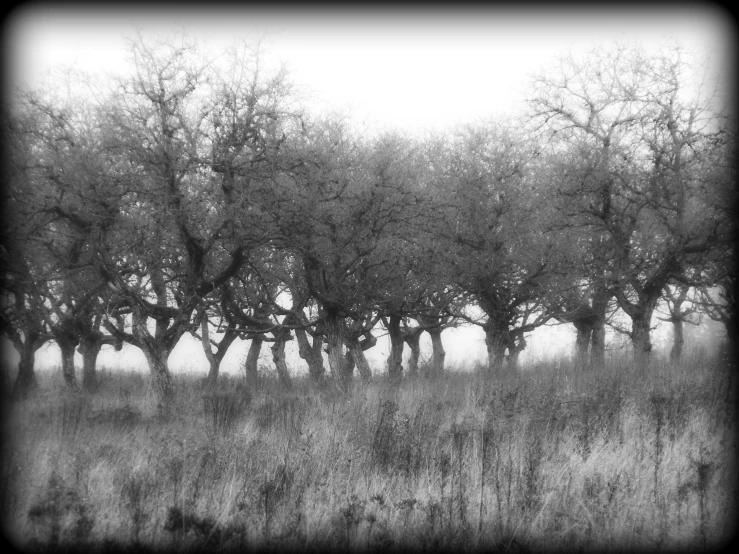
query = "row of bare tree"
xmin=2 ymin=37 xmax=735 ymax=414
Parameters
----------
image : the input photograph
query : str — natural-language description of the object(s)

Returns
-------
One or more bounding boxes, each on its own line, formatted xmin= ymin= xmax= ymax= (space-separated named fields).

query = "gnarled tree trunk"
xmin=295 ymin=326 xmax=325 ymax=381
xmin=346 ymin=335 xmax=372 ymax=382
xmin=131 ymin=306 xmax=175 ymax=416
xmin=199 ymin=318 xmax=239 ymax=390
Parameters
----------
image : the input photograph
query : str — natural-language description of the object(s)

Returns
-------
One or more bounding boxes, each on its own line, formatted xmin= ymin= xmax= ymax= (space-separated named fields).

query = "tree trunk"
xmin=669 ymin=318 xmax=684 ymax=363
xmin=507 ymin=335 xmax=526 ymax=371
xmin=404 ymin=329 xmax=422 ymax=376
xmin=632 ymin=319 xmax=652 ymax=368
xmin=140 ymin=345 xmax=175 ymax=416
xmin=295 ymin=327 xmax=325 ymax=381
xmin=346 ymin=336 xmax=372 ymax=382
xmin=131 ymin=307 xmax=174 ymax=415
xmin=11 ymin=334 xmax=42 ymax=400
xmin=573 ymin=321 xmax=592 ymax=370
xmin=79 ymin=330 xmax=104 ymax=393
xmin=271 ymin=330 xmax=293 ymax=390
xmin=428 ymin=328 xmax=446 ymax=376
xmin=343 ymin=349 xmax=356 ymax=381
xmin=244 ymin=336 xmax=263 ymax=385
xmin=200 ymin=317 xmax=219 ymax=388
xmin=589 ymin=283 xmax=610 ymax=368
xmin=631 ymin=301 xmax=657 ymax=369
xmin=324 ymin=312 xmax=348 ymax=389
xmin=484 ymin=326 xmax=507 ymax=373
xmin=57 ymin=335 xmax=82 ymax=394
xmin=386 ymin=315 xmax=404 ymax=382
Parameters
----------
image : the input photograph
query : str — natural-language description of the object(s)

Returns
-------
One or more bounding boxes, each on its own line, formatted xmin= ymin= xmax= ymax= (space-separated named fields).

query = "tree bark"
xmin=346 ymin=336 xmax=372 ymax=382
xmin=669 ymin=317 xmax=684 ymax=363
xmin=54 ymin=329 xmax=82 ymax=394
xmin=507 ymin=335 xmax=526 ymax=371
xmin=131 ymin=306 xmax=174 ymax=415
xmin=295 ymin=326 xmax=325 ymax=381
xmin=404 ymin=328 xmax=422 ymax=376
xmin=428 ymin=328 xmax=446 ymax=376
xmin=484 ymin=325 xmax=507 ymax=373
xmin=11 ymin=334 xmax=43 ymax=400
xmin=79 ymin=330 xmax=104 ymax=393
xmin=244 ymin=336 xmax=263 ymax=385
xmin=630 ymin=297 xmax=658 ymax=369
xmin=386 ymin=314 xmax=404 ymax=382
xmin=573 ymin=321 xmax=592 ymax=370
xmin=200 ymin=317 xmax=219 ymax=388
xmin=271 ymin=329 xmax=293 ymax=390
xmin=590 ymin=286 xmax=609 ymax=369
xmin=140 ymin=344 xmax=174 ymax=416
xmin=632 ymin=318 xmax=652 ymax=368
xmin=324 ymin=311 xmax=349 ymax=389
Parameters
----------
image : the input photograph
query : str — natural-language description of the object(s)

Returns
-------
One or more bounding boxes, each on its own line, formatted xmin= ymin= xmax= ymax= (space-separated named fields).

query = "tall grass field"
xmin=1 ymin=352 xmax=736 ymax=553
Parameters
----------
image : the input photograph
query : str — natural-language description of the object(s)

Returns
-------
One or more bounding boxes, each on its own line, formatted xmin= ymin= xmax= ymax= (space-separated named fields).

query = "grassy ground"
xmin=1 ymin=352 xmax=736 ymax=553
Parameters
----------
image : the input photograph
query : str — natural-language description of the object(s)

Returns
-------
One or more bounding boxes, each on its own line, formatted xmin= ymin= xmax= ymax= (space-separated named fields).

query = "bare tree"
xmin=429 ymin=122 xmax=554 ymax=372
xmin=96 ymin=34 xmax=292 ymax=413
xmin=530 ymin=45 xmax=727 ymax=367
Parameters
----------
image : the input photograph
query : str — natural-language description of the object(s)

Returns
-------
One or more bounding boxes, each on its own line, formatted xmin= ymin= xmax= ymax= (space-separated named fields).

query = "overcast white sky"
xmin=1 ymin=5 xmax=732 ymax=374
xmin=5 ymin=5 xmax=733 ymax=136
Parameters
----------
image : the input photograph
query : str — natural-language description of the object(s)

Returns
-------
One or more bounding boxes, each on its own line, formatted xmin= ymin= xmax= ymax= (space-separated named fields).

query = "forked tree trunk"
xmin=404 ymin=329 xmax=422 ymax=376
xmin=79 ymin=330 xmax=104 ymax=393
xmin=271 ymin=330 xmax=293 ymax=390
xmin=199 ymin=320 xmax=238 ymax=390
xmin=244 ymin=336 xmax=263 ymax=385
xmin=386 ymin=315 xmax=404 ymax=382
xmin=295 ymin=327 xmax=325 ymax=381
xmin=345 ymin=336 xmax=372 ymax=382
xmin=131 ymin=307 xmax=175 ymax=415
xmin=428 ymin=328 xmax=446 ymax=376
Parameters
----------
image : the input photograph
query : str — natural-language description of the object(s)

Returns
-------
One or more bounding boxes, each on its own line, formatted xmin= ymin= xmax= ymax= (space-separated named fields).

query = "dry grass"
xmin=1 ymin=352 xmax=736 ymax=552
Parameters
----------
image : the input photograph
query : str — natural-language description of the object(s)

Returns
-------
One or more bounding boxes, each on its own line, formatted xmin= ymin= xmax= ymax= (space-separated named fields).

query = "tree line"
xmin=1 ymin=36 xmax=735 ymax=414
